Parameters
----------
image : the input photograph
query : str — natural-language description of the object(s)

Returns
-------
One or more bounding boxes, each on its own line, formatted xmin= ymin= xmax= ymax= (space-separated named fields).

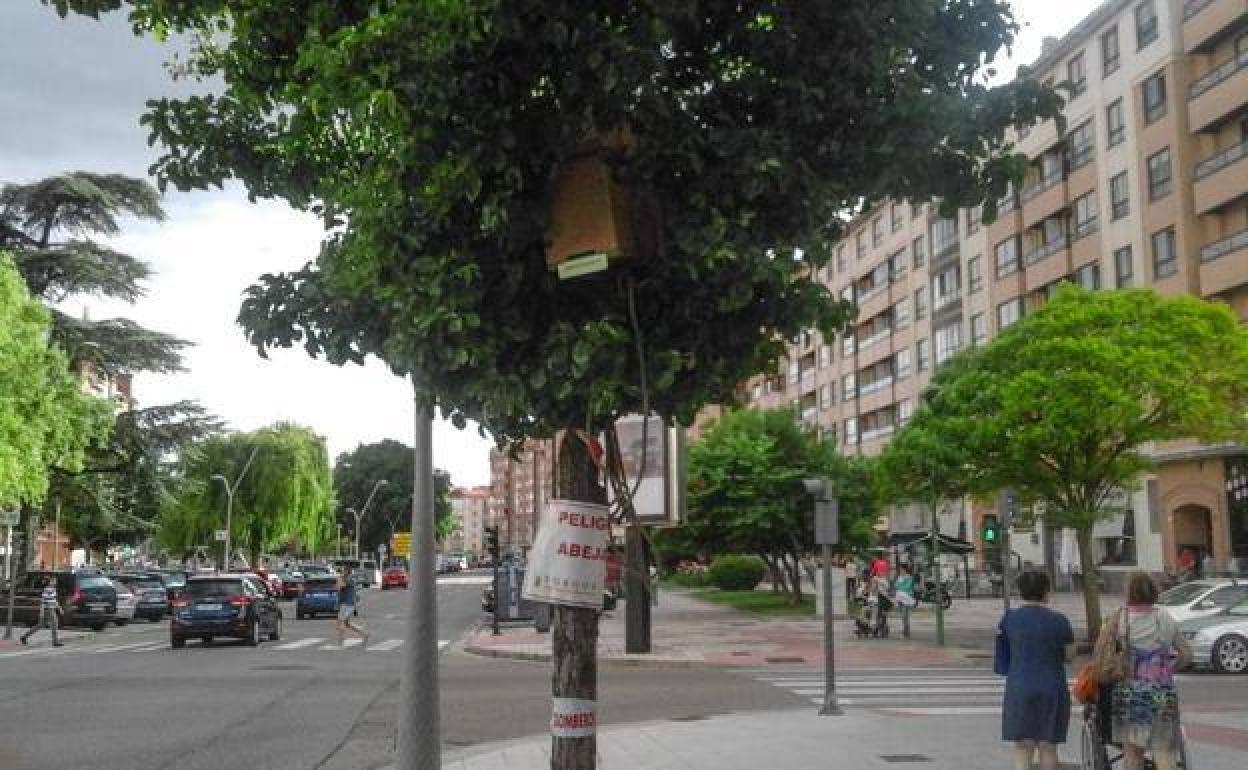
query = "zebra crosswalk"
xmin=0 ymin=637 xmax=449 ymax=661
xmin=742 ymin=667 xmax=1016 ymax=716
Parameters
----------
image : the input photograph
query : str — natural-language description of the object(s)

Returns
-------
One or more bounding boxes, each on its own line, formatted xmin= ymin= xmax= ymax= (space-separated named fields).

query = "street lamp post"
xmin=211 ymin=446 xmax=260 ymax=571
xmin=350 ymin=479 xmax=389 ymax=561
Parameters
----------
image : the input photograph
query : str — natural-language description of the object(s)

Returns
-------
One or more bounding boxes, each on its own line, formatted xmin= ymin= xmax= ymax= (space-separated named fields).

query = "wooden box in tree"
xmin=546 ymin=137 xmax=640 ymax=274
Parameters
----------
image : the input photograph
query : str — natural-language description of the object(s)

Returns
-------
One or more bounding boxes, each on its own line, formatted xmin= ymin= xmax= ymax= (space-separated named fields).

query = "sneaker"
xmin=19 ymin=636 xmax=28 ymax=646
xmin=53 ymin=642 xmax=64 ymax=647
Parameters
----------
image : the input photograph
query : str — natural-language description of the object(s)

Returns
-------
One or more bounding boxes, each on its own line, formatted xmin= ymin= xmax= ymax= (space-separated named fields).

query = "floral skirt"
xmin=1111 ymin=680 xmax=1179 ymax=751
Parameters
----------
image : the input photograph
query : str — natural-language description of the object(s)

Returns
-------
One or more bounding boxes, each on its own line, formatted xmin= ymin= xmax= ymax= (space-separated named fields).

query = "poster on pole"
xmin=605 ymin=414 xmax=686 ymax=527
xmin=522 ymin=499 xmax=610 ymax=609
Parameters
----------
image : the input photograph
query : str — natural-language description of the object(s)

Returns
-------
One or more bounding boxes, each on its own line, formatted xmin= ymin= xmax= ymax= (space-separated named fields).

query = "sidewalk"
xmin=464 ymin=588 xmax=1120 ymax=668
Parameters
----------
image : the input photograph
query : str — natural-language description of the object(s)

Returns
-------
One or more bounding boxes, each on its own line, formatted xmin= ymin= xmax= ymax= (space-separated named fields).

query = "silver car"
xmin=111 ymin=579 xmax=138 ymax=626
xmin=1180 ymin=598 xmax=1248 ymax=674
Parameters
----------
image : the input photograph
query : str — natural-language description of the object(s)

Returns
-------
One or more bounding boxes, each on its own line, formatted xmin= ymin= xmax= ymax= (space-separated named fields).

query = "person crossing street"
xmin=21 ymin=576 xmax=63 ymax=647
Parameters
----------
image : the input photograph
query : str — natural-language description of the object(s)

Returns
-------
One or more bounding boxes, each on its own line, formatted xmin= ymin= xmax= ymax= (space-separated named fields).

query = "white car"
xmin=1180 ymin=599 xmax=1248 ymax=674
xmin=111 ymin=580 xmax=138 ymax=626
xmin=1158 ymin=580 xmax=1248 ymax=624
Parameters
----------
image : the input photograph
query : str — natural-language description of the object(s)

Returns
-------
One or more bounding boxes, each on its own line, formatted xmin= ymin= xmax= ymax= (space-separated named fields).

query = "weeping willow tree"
xmin=160 ymin=422 xmax=335 ymax=563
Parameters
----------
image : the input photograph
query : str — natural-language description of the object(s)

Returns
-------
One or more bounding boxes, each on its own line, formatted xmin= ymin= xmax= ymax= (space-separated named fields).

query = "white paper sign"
xmin=550 ymin=697 xmax=596 ymax=737
xmin=522 ymin=499 xmax=610 ymax=609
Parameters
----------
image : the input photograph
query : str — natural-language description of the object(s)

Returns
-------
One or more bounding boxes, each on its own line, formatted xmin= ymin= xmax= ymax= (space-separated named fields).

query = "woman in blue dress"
xmin=996 ymin=570 xmax=1076 ymax=770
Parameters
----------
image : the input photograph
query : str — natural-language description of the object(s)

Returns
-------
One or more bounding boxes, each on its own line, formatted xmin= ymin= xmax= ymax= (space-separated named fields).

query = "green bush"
xmin=663 ymin=561 xmax=711 ymax=588
xmin=708 ymin=555 xmax=766 ymax=591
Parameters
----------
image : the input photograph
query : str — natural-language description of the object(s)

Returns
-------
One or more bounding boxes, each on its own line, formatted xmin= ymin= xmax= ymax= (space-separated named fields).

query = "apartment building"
xmin=744 ymin=0 xmax=1248 ymax=584
xmin=448 ymin=486 xmax=490 ymax=558
xmin=487 ymin=440 xmax=553 ymax=555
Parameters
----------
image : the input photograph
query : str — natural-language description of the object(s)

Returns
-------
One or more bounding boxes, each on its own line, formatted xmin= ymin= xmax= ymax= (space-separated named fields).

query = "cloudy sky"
xmin=0 ymin=1 xmax=1100 ymax=486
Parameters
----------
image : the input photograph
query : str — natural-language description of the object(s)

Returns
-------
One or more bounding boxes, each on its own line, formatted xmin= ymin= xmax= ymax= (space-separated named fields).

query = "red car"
xmin=381 ymin=567 xmax=409 ymax=590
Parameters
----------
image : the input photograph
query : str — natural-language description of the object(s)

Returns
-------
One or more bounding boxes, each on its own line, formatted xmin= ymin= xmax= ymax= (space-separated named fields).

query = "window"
xmin=1151 ymin=227 xmax=1177 ymax=278
xmin=872 ymin=216 xmax=884 ymax=248
xmin=1135 ymin=1 xmax=1158 ymax=50
xmin=819 ymin=344 xmax=832 ymax=368
xmin=836 ymin=245 xmax=848 ymax=272
xmin=788 ymin=359 xmax=800 ymax=385
xmin=1147 ymin=147 xmax=1172 ymax=200
xmin=889 ymin=248 xmax=908 ymax=281
xmin=1107 ymin=99 xmax=1125 ymax=146
xmin=968 ymin=255 xmax=983 ymax=294
xmin=1102 ymin=26 xmax=1120 ymax=76
xmin=931 ymin=217 xmax=958 ymax=257
xmin=1068 ymin=52 xmax=1087 ymax=97
xmin=1110 ymin=172 xmax=1130 ymax=220
xmin=914 ymin=287 xmax=928 ymax=320
xmin=898 ymin=399 xmax=914 ymax=424
xmin=844 ymin=417 xmax=859 ymax=446
xmin=842 ymin=333 xmax=856 ymax=356
xmin=1069 ymin=119 xmax=1095 ymax=169
xmin=1073 ymin=192 xmax=1099 ymax=239
xmin=856 ymin=232 xmax=867 ymax=259
xmin=911 ymin=202 xmax=922 ymax=220
xmin=1142 ymin=71 xmax=1166 ymax=125
xmin=842 ymin=373 xmax=857 ymax=400
xmin=995 ymin=237 xmax=1020 ymax=278
xmin=751 ymin=382 xmax=762 ymax=401
xmin=820 ymin=384 xmax=834 ymax=410
xmin=895 ymin=348 xmax=912 ymax=380
xmin=894 ymin=297 xmax=911 ymax=328
xmin=934 ymin=323 xmax=963 ymax=364
xmin=1074 ymin=263 xmax=1101 ymax=291
xmin=912 ymin=236 xmax=926 ymax=268
xmin=971 ymin=313 xmax=988 ymax=346
xmin=891 ymin=203 xmax=904 ymax=232
xmin=966 ymin=206 xmax=981 ymax=235
xmin=997 ymin=298 xmax=1024 ymax=328
xmin=916 ymin=338 xmax=931 ymax=371
xmin=1114 ymin=245 xmax=1134 ymax=288
xmin=932 ymin=265 xmax=961 ymax=311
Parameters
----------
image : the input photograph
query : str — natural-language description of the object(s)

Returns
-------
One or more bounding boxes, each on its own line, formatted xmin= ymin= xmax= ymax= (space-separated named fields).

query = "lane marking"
xmin=320 ymin=638 xmax=363 ymax=650
xmin=368 ymin=639 xmax=403 ymax=651
xmin=273 ymin=638 xmax=325 ymax=650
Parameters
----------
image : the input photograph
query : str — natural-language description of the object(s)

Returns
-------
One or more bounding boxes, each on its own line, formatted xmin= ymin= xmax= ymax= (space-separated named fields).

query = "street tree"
xmin=160 ymin=423 xmax=335 ymax=564
xmin=882 ymin=286 xmax=1248 ymax=641
xmin=684 ymin=408 xmax=876 ymax=605
xmin=46 ymin=1 xmax=1063 ymax=765
xmin=332 ymin=439 xmax=453 ymax=556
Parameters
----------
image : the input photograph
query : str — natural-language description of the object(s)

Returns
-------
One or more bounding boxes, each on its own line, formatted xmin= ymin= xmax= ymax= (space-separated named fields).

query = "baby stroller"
xmin=851 ymin=582 xmax=892 ymax=639
xmin=1079 ymin=689 xmax=1192 ymax=770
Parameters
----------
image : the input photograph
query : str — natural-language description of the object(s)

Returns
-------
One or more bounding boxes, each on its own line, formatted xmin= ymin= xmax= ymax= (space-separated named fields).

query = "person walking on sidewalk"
xmin=893 ymin=564 xmax=916 ymax=639
xmin=335 ymin=570 xmax=368 ymax=646
xmin=21 ymin=576 xmax=64 ymax=647
xmin=1103 ymin=571 xmax=1191 ymax=770
xmin=996 ymin=570 xmax=1074 ymax=770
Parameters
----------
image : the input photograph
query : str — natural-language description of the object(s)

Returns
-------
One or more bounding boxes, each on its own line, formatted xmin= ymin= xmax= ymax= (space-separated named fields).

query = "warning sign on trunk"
xmin=521 ymin=499 xmax=610 ymax=609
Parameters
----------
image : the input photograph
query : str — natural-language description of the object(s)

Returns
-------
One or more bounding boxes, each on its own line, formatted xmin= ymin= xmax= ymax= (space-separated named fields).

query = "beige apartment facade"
xmin=448 ymin=486 xmax=490 ymax=558
xmin=487 ymin=440 xmax=553 ymax=556
xmin=744 ymin=0 xmax=1248 ymax=583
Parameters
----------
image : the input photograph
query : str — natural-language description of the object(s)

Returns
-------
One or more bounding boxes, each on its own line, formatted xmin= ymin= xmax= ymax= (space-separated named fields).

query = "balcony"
xmin=858 ymin=328 xmax=893 ymax=352
xmin=1021 ymin=171 xmax=1067 ymax=230
xmin=1183 ymin=0 xmax=1248 ymax=54
xmin=860 ymin=424 xmax=897 ymax=443
xmin=1023 ymin=234 xmax=1069 ymax=267
xmin=1193 ymin=138 xmax=1248 ymax=214
xmin=1188 ymin=49 xmax=1248 ymax=133
xmin=1024 ymin=236 xmax=1072 ymax=292
xmin=1199 ymin=229 xmax=1248 ymax=296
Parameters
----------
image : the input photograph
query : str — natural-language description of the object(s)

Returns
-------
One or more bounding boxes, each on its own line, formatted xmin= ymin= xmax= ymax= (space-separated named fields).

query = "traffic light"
xmin=982 ymin=515 xmax=1000 ymax=545
xmin=484 ymin=526 xmax=500 ymax=561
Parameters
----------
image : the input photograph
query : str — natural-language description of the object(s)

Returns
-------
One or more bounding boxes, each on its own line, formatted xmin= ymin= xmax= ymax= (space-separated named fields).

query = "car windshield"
xmin=126 ymin=577 xmax=164 ymax=590
xmin=1158 ymin=582 xmax=1213 ymax=606
xmin=162 ymin=575 xmax=186 ymax=587
xmin=186 ymin=579 xmax=243 ymax=598
xmin=78 ymin=576 xmax=114 ymax=589
xmin=302 ymin=566 xmax=334 ymax=577
xmin=305 ymin=578 xmax=337 ymax=591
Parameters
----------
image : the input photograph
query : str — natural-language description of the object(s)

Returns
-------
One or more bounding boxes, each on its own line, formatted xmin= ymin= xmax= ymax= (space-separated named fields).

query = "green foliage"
xmin=332 ymin=439 xmax=453 ymax=553
xmin=46 ymin=0 xmax=1061 ymax=447
xmin=661 ymin=564 xmax=711 ymax=589
xmin=0 ymin=251 xmax=111 ymax=508
xmin=707 ymin=554 xmax=766 ymax=591
xmin=160 ymin=423 xmax=335 ymax=561
xmin=690 ymin=588 xmax=815 ymax=617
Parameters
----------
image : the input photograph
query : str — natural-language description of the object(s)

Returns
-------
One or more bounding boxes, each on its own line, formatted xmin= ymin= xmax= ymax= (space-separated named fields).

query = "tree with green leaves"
xmin=0 ymin=251 xmax=112 ymax=509
xmin=881 ymin=287 xmax=1248 ymax=641
xmin=160 ymin=423 xmax=335 ymax=564
xmin=332 ymin=440 xmax=453 ymax=556
xmin=683 ymin=408 xmax=876 ymax=605
xmin=45 ymin=1 xmax=1063 ymax=764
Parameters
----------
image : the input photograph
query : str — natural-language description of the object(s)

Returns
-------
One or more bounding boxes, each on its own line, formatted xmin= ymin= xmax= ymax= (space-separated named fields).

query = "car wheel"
xmin=150 ymin=615 xmax=162 ymax=623
xmin=202 ymin=636 xmax=212 ymax=645
xmin=115 ymin=619 xmax=128 ymax=627
xmin=246 ymin=618 xmax=260 ymax=647
xmin=270 ymin=615 xmax=282 ymax=642
xmin=1212 ymin=634 xmax=1248 ymax=674
xmin=90 ymin=623 xmax=106 ymax=631
xmin=296 ymin=611 xmax=305 ymax=620
xmin=171 ymin=636 xmax=185 ymax=649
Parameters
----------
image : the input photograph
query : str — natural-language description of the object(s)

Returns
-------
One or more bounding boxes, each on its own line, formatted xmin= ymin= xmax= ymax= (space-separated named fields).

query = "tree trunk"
xmin=624 ymin=524 xmax=651 ymax=654
xmin=552 ymin=430 xmax=605 ymax=770
xmin=761 ymin=552 xmax=785 ymax=595
xmin=783 ymin=552 xmax=804 ymax=605
xmin=1075 ymin=527 xmax=1104 ymax=646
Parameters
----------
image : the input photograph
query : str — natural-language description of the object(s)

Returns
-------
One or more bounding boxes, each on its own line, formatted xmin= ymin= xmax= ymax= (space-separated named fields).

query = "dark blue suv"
xmin=171 ymin=574 xmax=282 ymax=648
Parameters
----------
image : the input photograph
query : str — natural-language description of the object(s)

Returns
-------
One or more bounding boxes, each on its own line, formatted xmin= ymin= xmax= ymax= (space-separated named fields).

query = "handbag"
xmin=1072 ymin=662 xmax=1100 ymax=704
xmin=1093 ymin=608 xmax=1132 ymax=684
xmin=993 ymin=610 xmax=1011 ymax=676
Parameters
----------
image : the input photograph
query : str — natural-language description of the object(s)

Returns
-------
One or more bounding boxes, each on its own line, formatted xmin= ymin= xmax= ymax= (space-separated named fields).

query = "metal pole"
xmin=1002 ymin=526 xmax=1013 ymax=612
xmin=819 ymin=543 xmax=842 ymax=715
xmin=53 ymin=502 xmax=60 ymax=570
xmin=492 ymin=559 xmax=502 ymax=635
xmin=931 ymin=496 xmax=945 ymax=647
xmin=224 ymin=486 xmax=233 ymax=571
xmin=397 ymin=392 xmax=439 ymax=770
xmin=3 ymin=523 xmax=14 ymax=640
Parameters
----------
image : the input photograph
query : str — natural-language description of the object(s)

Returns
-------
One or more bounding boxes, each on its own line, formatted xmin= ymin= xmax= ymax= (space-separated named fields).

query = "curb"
xmin=463 ymin=641 xmax=712 ymax=670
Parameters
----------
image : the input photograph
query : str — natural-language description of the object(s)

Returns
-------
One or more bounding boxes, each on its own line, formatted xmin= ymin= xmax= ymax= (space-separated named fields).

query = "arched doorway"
xmin=1173 ymin=504 xmax=1213 ymax=566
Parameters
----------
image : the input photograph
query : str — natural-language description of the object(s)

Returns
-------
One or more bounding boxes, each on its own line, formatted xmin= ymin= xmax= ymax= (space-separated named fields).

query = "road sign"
xmin=0 ymin=510 xmax=18 ymax=528
xmin=214 ymin=529 xmax=228 ymax=542
xmin=391 ymin=531 xmax=411 ymax=554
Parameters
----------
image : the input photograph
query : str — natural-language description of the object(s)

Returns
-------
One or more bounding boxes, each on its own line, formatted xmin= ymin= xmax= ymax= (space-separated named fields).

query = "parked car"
xmin=12 ymin=570 xmax=117 ymax=630
xmin=170 ymin=573 xmax=282 ymax=648
xmin=296 ymin=576 xmax=340 ymax=619
xmin=111 ymin=580 xmax=138 ymax=626
xmin=158 ymin=570 xmax=189 ymax=600
xmin=113 ymin=573 xmax=171 ymax=622
xmin=1158 ymin=579 xmax=1248 ymax=623
xmin=1181 ymin=597 xmax=1248 ymax=674
xmin=271 ymin=570 xmax=304 ymax=599
xmin=299 ymin=564 xmax=336 ymax=580
xmin=381 ymin=567 xmax=409 ymax=590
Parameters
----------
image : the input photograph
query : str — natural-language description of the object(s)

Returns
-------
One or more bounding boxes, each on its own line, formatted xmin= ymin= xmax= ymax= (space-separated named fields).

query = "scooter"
xmin=916 ymin=578 xmax=953 ymax=610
